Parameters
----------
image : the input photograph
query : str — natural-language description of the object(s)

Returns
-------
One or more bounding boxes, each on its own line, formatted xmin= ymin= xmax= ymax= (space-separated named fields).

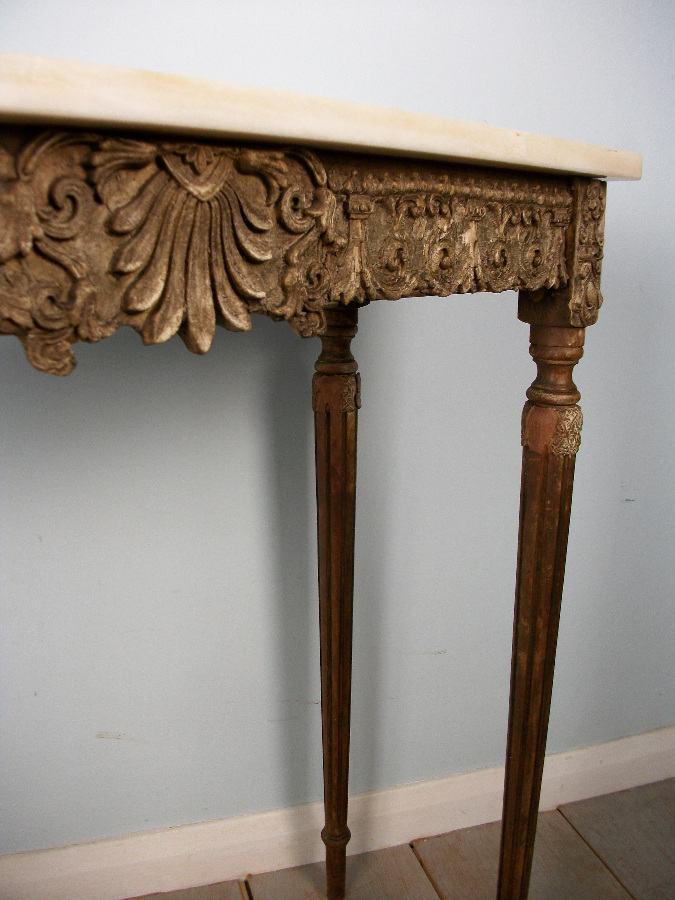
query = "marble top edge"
xmin=0 ymin=54 xmax=642 ymax=181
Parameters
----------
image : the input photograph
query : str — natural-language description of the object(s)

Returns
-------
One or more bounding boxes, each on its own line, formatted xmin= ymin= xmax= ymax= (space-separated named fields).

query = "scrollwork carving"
xmin=0 ymin=128 xmax=604 ymax=375
xmin=569 ymin=179 xmax=605 ymax=327
xmin=0 ymin=133 xmax=114 ymax=372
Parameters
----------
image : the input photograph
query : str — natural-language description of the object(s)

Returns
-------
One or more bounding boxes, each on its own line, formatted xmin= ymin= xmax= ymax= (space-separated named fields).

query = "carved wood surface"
xmin=0 ymin=127 xmax=605 ymax=374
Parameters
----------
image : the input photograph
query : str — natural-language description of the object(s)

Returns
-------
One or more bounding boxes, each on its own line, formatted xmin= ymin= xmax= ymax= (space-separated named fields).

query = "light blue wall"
xmin=1 ymin=0 xmax=673 ymax=855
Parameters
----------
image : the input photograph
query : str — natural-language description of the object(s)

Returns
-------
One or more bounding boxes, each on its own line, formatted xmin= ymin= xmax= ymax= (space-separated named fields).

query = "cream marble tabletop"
xmin=0 ymin=54 xmax=641 ymax=181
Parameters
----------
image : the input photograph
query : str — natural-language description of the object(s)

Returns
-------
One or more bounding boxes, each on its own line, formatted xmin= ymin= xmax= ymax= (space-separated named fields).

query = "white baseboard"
xmin=2 ymin=726 xmax=673 ymax=900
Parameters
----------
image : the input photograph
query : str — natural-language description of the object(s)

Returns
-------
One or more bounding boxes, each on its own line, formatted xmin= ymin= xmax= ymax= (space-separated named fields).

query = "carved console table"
xmin=0 ymin=55 xmax=641 ymax=900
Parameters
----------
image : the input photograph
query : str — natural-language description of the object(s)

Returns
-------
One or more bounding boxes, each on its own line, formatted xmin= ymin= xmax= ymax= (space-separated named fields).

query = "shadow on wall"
xmin=0 ymin=313 xmax=326 ymax=849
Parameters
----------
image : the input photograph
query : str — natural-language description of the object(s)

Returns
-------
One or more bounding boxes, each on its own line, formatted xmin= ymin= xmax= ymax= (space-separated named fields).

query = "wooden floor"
xmin=130 ymin=778 xmax=675 ymax=900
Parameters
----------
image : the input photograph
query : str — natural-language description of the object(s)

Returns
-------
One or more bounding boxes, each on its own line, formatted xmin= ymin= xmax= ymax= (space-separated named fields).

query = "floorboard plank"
xmin=128 ymin=882 xmax=248 ymax=900
xmin=413 ymin=810 xmax=631 ymax=899
xmin=560 ymin=777 xmax=675 ymax=900
xmin=248 ymin=844 xmax=440 ymax=900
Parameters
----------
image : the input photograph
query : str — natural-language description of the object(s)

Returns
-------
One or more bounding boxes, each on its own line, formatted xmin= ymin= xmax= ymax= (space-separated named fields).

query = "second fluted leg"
xmin=313 ymin=305 xmax=360 ymax=900
xmin=497 ymin=324 xmax=586 ymax=900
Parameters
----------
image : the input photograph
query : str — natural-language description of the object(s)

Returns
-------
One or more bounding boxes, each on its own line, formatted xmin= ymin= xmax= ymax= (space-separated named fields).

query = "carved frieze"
xmin=327 ymin=168 xmax=572 ymax=304
xmin=0 ymin=128 xmax=604 ymax=375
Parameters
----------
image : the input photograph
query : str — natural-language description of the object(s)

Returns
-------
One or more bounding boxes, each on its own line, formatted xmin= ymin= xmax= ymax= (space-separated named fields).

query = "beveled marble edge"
xmin=0 ymin=54 xmax=642 ymax=181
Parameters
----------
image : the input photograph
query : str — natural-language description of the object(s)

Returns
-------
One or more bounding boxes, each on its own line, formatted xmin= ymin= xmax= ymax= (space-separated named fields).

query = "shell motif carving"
xmin=0 ymin=128 xmax=594 ymax=375
xmin=92 ymin=139 xmax=286 ymax=352
xmin=91 ymin=139 xmax=344 ymax=349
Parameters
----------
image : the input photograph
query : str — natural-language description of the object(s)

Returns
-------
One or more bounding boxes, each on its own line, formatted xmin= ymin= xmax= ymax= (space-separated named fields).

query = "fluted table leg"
xmin=313 ymin=305 xmax=360 ymax=900
xmin=497 ymin=324 xmax=586 ymax=900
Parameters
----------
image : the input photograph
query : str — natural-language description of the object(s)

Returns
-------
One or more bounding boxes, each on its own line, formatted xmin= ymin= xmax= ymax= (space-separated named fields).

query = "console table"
xmin=0 ymin=55 xmax=641 ymax=900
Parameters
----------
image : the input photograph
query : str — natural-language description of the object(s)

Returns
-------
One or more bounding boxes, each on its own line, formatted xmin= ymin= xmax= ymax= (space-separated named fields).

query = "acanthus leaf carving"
xmin=273 ymin=149 xmax=347 ymax=338
xmin=550 ymin=405 xmax=583 ymax=457
xmin=521 ymin=402 xmax=583 ymax=457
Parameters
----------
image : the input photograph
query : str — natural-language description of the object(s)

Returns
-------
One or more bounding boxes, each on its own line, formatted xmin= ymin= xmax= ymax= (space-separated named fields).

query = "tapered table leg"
xmin=497 ymin=324 xmax=586 ymax=900
xmin=313 ymin=305 xmax=360 ymax=900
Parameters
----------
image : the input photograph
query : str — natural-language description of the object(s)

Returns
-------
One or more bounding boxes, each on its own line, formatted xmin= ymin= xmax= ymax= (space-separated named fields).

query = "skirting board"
xmin=2 ymin=726 xmax=674 ymax=900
